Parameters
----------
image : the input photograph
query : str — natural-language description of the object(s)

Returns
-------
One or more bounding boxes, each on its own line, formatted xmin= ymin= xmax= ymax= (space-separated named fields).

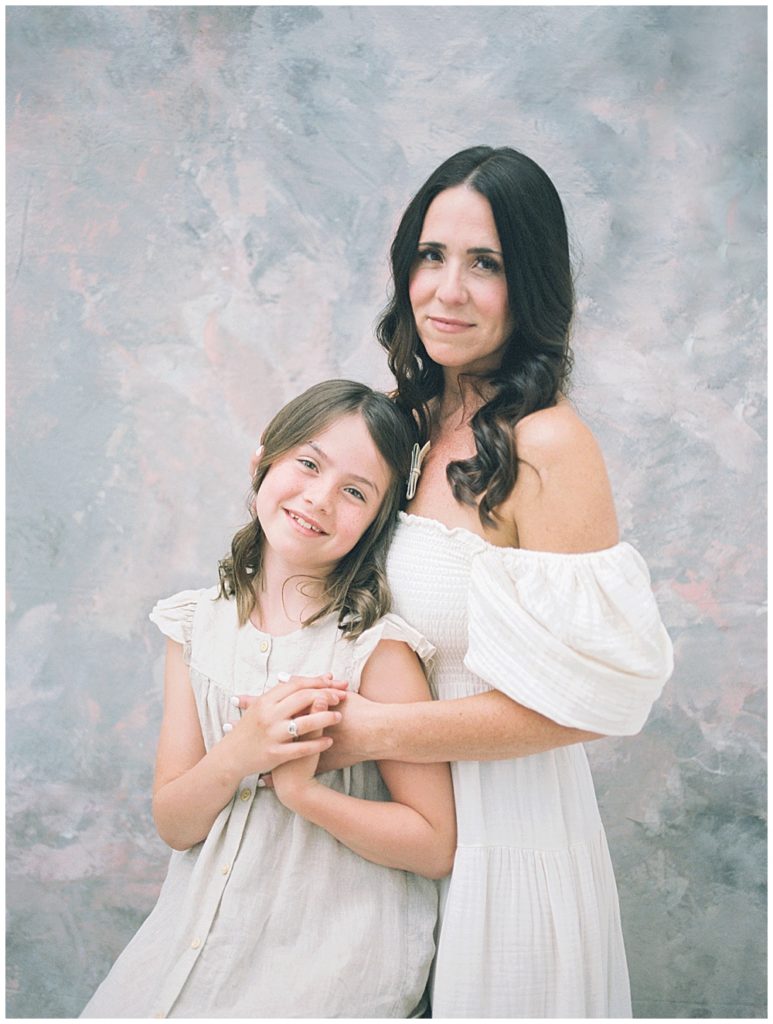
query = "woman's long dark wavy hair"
xmin=377 ymin=145 xmax=574 ymax=527
xmin=218 ymin=380 xmax=416 ymax=639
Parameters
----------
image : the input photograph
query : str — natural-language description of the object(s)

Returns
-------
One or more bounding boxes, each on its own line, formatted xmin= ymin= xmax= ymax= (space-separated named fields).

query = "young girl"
xmin=81 ymin=380 xmax=456 ymax=1019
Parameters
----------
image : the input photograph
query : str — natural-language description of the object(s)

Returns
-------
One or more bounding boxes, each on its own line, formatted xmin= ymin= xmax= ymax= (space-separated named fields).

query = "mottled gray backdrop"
xmin=6 ymin=5 xmax=766 ymax=1019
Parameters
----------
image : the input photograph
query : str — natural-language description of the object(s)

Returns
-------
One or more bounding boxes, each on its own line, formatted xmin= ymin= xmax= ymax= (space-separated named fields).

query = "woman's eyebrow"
xmin=307 ymin=441 xmax=380 ymax=496
xmin=418 ymin=240 xmax=503 ymax=256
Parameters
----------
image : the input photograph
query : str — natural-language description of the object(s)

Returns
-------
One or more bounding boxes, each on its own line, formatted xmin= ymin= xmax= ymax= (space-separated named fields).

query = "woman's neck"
xmin=435 ymin=371 xmax=492 ymax=431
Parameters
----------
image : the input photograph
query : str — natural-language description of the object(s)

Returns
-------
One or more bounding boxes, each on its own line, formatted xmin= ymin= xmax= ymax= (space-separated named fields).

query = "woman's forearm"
xmin=335 ymin=689 xmax=599 ymax=765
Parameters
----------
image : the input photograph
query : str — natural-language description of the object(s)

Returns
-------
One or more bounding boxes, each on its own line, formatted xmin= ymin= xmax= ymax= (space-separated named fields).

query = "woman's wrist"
xmin=362 ymin=702 xmax=406 ymax=760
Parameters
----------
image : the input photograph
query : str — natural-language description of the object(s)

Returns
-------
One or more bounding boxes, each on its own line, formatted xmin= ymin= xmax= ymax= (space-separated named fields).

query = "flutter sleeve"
xmin=347 ymin=612 xmax=437 ymax=692
xmin=464 ymin=542 xmax=673 ymax=736
xmin=148 ymin=588 xmax=207 ymax=661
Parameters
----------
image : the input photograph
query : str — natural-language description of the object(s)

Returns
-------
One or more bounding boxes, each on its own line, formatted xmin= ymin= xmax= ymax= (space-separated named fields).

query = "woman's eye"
xmin=297 ymin=458 xmax=317 ymax=471
xmin=344 ymin=486 xmax=366 ymax=502
xmin=474 ymin=255 xmax=502 ymax=273
xmin=417 ymin=247 xmax=442 ymax=264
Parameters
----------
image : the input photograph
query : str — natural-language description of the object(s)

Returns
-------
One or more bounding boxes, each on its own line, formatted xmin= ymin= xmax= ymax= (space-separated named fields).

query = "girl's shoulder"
xmin=149 ymin=586 xmax=217 ymax=640
xmin=342 ymin=612 xmax=436 ymax=691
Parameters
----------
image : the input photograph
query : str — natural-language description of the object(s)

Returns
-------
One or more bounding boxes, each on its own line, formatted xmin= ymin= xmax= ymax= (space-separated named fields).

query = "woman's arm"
xmin=320 ymin=406 xmax=616 ymax=767
xmin=152 ymin=639 xmax=348 ymax=850
xmin=321 ymin=688 xmax=596 ymax=765
xmin=272 ymin=639 xmax=456 ymax=879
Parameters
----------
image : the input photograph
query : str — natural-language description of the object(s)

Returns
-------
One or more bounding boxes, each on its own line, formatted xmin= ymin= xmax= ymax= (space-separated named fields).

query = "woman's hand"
xmin=219 ymin=674 xmax=347 ymax=780
xmin=319 ymin=689 xmax=384 ymax=763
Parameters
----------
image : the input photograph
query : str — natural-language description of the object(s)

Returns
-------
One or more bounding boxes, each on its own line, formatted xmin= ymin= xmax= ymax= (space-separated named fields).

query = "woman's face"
xmin=408 ymin=185 xmax=512 ymax=377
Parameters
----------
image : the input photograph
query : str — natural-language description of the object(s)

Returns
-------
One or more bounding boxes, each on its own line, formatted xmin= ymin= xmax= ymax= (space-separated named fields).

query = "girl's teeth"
xmin=291 ymin=513 xmax=321 ymax=533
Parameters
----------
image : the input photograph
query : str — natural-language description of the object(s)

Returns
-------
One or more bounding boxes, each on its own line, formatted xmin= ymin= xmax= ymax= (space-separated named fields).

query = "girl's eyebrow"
xmin=419 ymin=240 xmax=503 ymax=256
xmin=306 ymin=441 xmax=381 ymax=496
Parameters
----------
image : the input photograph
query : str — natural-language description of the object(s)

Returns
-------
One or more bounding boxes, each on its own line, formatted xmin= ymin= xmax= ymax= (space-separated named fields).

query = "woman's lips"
xmin=428 ymin=316 xmax=474 ymax=333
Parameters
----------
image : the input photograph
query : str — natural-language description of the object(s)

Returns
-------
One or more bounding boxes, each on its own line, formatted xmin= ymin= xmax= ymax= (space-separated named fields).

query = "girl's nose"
xmin=304 ymin=480 xmax=333 ymax=513
xmin=435 ymin=263 xmax=467 ymax=305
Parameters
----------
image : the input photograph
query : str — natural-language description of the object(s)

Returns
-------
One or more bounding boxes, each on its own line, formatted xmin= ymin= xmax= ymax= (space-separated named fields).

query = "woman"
xmin=256 ymin=146 xmax=673 ymax=1017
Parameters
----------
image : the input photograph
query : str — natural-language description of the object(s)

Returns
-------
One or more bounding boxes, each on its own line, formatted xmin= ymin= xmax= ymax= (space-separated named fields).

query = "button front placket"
xmin=151 ymin=624 xmax=276 ymax=1017
xmin=151 ymin=777 xmax=261 ymax=1017
xmin=235 ymin=628 xmax=272 ymax=698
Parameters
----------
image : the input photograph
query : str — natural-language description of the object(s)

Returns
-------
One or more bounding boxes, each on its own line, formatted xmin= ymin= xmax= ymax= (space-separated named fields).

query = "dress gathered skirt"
xmin=386 ymin=513 xmax=673 ymax=1019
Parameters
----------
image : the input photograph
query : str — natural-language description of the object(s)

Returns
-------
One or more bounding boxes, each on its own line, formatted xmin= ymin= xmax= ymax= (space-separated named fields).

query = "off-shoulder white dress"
xmin=81 ymin=586 xmax=438 ymax=1019
xmin=387 ymin=513 xmax=673 ymax=1019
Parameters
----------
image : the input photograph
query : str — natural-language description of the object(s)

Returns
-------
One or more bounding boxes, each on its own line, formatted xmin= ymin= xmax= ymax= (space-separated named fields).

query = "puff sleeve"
xmin=347 ymin=612 xmax=437 ymax=692
xmin=464 ymin=543 xmax=673 ymax=736
xmin=148 ymin=588 xmax=208 ymax=660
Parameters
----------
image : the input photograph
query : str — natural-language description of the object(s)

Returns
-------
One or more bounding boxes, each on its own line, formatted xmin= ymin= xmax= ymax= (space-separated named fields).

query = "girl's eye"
xmin=344 ymin=486 xmax=366 ymax=502
xmin=297 ymin=458 xmax=317 ymax=471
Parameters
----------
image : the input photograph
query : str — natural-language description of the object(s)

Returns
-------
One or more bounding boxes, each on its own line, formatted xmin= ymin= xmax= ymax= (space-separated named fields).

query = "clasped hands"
xmin=222 ymin=672 xmax=348 ymax=806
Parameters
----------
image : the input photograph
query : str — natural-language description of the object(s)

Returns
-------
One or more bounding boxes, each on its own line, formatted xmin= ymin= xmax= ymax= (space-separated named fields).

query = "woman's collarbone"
xmin=406 ymin=481 xmax=518 ymax=549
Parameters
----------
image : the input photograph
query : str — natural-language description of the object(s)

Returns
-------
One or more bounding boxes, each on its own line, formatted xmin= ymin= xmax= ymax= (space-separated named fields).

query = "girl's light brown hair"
xmin=218 ymin=380 xmax=416 ymax=639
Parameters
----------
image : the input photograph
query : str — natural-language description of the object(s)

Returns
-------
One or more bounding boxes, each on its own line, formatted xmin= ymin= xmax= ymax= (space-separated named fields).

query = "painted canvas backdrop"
xmin=6 ymin=5 xmax=766 ymax=1018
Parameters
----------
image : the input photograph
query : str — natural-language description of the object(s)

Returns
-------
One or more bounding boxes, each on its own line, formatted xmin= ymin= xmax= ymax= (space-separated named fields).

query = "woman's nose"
xmin=435 ymin=263 xmax=467 ymax=305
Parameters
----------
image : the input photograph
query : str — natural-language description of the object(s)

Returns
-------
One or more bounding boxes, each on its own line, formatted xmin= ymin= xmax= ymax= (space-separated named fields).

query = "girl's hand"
xmin=219 ymin=673 xmax=347 ymax=779
xmin=257 ymin=691 xmax=374 ymax=789
xmin=271 ymin=693 xmax=329 ymax=807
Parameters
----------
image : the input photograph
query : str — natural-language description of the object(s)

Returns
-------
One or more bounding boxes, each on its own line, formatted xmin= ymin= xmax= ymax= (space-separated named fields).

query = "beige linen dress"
xmin=81 ymin=586 xmax=438 ymax=1019
xmin=386 ymin=513 xmax=674 ymax=1019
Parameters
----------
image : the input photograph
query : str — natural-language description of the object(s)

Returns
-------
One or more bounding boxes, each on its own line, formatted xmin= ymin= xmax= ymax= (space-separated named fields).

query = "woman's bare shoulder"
xmin=506 ymin=402 xmax=619 ymax=552
xmin=514 ymin=401 xmax=601 ymax=471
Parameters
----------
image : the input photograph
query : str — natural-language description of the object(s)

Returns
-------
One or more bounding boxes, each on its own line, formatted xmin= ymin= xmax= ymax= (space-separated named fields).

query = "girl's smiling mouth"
xmin=283 ymin=508 xmax=327 ymax=535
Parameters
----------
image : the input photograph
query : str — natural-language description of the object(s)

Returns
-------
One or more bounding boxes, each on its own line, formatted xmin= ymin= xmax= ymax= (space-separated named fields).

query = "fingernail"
xmin=257 ymin=777 xmax=266 ymax=788
xmin=277 ymin=671 xmax=291 ymax=682
xmin=222 ymin=722 xmax=233 ymax=733
xmin=255 ymin=444 xmax=264 ymax=458
xmin=230 ymin=695 xmax=240 ymax=707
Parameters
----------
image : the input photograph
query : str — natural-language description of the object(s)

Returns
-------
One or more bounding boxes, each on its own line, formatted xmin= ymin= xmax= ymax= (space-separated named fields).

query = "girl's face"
xmin=255 ymin=413 xmax=393 ymax=578
xmin=409 ymin=185 xmax=512 ymax=376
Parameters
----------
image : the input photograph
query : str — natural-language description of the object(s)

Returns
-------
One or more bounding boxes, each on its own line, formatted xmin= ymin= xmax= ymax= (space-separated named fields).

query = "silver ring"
xmin=287 ymin=719 xmax=298 ymax=739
